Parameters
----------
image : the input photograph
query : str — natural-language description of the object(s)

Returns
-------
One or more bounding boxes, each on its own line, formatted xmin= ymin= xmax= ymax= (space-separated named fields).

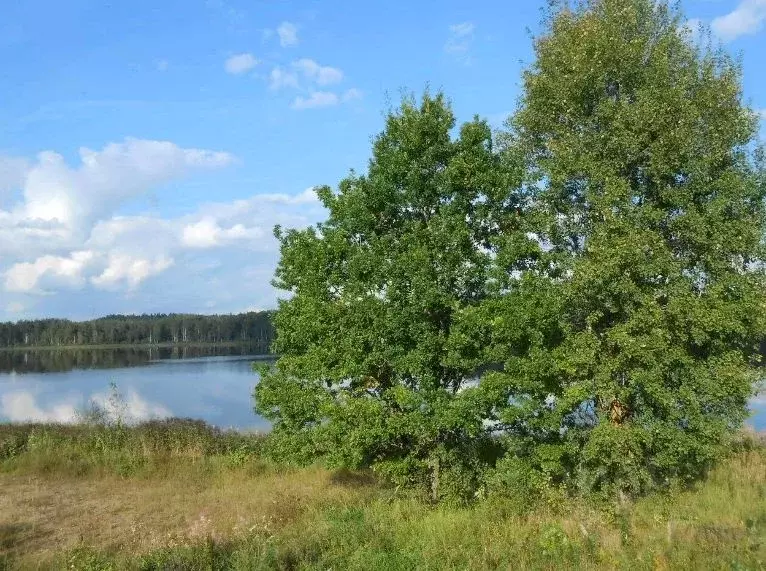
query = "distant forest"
xmin=0 ymin=312 xmax=274 ymax=350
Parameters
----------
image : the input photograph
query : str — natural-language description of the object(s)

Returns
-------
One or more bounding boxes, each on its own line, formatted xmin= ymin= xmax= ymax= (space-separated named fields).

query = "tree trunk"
xmin=430 ymin=455 xmax=440 ymax=503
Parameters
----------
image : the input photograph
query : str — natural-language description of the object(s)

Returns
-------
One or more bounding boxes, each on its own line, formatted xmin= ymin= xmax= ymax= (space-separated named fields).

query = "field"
xmin=0 ymin=420 xmax=764 ymax=570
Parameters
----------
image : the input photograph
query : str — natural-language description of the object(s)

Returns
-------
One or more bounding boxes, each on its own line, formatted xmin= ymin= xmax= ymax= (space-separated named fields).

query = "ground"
xmin=1 ymin=422 xmax=764 ymax=570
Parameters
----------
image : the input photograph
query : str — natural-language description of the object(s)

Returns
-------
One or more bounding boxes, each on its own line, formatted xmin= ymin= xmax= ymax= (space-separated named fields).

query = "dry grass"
xmin=1 ymin=423 xmax=764 ymax=570
xmin=0 ymin=460 xmax=376 ymax=568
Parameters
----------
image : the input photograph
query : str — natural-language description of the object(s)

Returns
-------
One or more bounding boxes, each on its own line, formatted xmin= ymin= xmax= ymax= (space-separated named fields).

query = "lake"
xmin=0 ymin=348 xmax=764 ymax=431
xmin=0 ymin=347 xmax=272 ymax=430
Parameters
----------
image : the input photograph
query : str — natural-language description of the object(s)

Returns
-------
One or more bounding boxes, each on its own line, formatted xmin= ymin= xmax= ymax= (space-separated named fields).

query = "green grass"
xmin=1 ymin=421 xmax=764 ymax=570
xmin=0 ymin=419 xmax=265 ymax=480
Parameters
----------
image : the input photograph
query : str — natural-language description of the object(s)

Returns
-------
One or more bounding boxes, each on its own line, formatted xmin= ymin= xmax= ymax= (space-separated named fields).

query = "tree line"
xmin=256 ymin=0 xmax=766 ymax=503
xmin=0 ymin=312 xmax=274 ymax=349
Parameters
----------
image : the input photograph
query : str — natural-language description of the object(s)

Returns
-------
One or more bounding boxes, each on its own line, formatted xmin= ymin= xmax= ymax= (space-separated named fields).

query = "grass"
xmin=1 ymin=421 xmax=764 ymax=570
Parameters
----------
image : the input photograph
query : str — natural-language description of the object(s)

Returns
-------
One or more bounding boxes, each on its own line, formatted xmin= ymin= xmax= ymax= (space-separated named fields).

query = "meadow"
xmin=1 ymin=419 xmax=764 ymax=570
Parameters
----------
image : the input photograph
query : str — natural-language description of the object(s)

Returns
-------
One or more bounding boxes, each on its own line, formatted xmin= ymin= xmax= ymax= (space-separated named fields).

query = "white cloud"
xmin=288 ymin=87 xmax=361 ymax=110
xmin=26 ymin=139 xmax=231 ymax=227
xmin=0 ymin=137 xmax=326 ymax=318
xmin=711 ymin=0 xmax=766 ymax=42
xmin=0 ymin=185 xmax=323 ymax=314
xmin=449 ymin=22 xmax=475 ymax=38
xmin=269 ymin=66 xmax=299 ymax=90
xmin=267 ymin=59 xmax=358 ymax=110
xmin=0 ymin=138 xmax=233 ymax=259
xmin=445 ymin=21 xmax=475 ymax=62
xmin=91 ymin=254 xmax=174 ymax=290
xmin=277 ymin=21 xmax=298 ymax=47
xmin=225 ymin=52 xmax=259 ymax=74
xmin=758 ymin=108 xmax=766 ymax=120
xmin=293 ymin=58 xmax=343 ymax=86
xmin=181 ymin=218 xmax=264 ymax=248
xmin=4 ymin=251 xmax=95 ymax=293
xmin=270 ymin=60 xmax=344 ymax=90
xmin=291 ymin=91 xmax=339 ymax=110
xmin=258 ymin=187 xmax=319 ymax=204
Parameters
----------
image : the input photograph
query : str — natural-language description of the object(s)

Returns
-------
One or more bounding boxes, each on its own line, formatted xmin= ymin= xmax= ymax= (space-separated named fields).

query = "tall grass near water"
xmin=0 ymin=417 xmax=265 ymax=478
xmin=1 ymin=417 xmax=764 ymax=570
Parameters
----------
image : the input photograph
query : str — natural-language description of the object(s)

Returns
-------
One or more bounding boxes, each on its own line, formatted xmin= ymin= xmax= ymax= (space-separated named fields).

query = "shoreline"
xmin=0 ymin=341 xmax=273 ymax=352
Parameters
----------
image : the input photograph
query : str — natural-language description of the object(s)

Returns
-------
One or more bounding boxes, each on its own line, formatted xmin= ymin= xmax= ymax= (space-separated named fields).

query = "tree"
xmin=255 ymin=1 xmax=765 ymax=502
xmin=255 ymin=93 xmax=532 ymax=500
xmin=0 ymin=312 xmax=274 ymax=349
xmin=476 ymin=0 xmax=766 ymax=496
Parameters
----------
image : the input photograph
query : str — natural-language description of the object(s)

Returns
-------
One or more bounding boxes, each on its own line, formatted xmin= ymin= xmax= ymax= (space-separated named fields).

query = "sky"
xmin=0 ymin=0 xmax=764 ymax=322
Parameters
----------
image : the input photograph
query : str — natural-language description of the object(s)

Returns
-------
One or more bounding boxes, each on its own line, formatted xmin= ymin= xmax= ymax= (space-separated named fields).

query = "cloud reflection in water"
xmin=0 ymin=388 xmax=170 ymax=424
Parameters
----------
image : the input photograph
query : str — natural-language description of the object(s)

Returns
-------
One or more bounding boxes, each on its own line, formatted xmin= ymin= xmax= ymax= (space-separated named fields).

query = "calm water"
xmin=0 ymin=348 xmax=764 ymax=431
xmin=0 ymin=348 xmax=272 ymax=430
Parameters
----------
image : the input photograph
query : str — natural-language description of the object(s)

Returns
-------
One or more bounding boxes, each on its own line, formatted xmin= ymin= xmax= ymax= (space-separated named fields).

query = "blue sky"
xmin=0 ymin=0 xmax=764 ymax=321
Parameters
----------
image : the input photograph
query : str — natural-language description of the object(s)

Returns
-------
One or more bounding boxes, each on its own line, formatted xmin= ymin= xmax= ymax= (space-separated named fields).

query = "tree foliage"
xmin=256 ymin=93 xmax=532 ymax=499
xmin=256 ymin=0 xmax=766 ymax=501
xmin=485 ymin=0 xmax=766 ymax=496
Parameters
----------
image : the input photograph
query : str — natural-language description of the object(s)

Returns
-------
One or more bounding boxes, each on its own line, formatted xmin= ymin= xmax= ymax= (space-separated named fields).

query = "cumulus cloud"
xmin=181 ymin=219 xmax=264 ymax=249
xmin=269 ymin=66 xmax=299 ymax=90
xmin=292 ymin=58 xmax=343 ymax=86
xmin=4 ymin=250 xmax=173 ymax=294
xmin=4 ymin=251 xmax=95 ymax=293
xmin=2 ymin=188 xmax=324 ymax=317
xmin=291 ymin=91 xmax=339 ymax=110
xmin=266 ymin=59 xmax=360 ymax=110
xmin=260 ymin=187 xmax=319 ymax=204
xmin=0 ymin=137 xmax=327 ymax=319
xmin=86 ymin=216 xmax=177 ymax=255
xmin=270 ymin=59 xmax=344 ymax=90
xmin=277 ymin=21 xmax=298 ymax=47
xmin=91 ymin=254 xmax=174 ymax=291
xmin=0 ymin=138 xmax=233 ymax=259
xmin=225 ymin=52 xmax=259 ymax=74
xmin=445 ymin=22 xmax=475 ymax=62
xmin=21 ymin=139 xmax=231 ymax=228
xmin=711 ymin=0 xmax=766 ymax=42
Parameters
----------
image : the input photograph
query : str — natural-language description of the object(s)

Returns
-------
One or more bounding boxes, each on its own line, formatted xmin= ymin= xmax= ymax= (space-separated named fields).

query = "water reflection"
xmin=0 ymin=344 xmax=266 ymax=374
xmin=0 ymin=387 xmax=171 ymax=424
xmin=0 ymin=352 xmax=273 ymax=430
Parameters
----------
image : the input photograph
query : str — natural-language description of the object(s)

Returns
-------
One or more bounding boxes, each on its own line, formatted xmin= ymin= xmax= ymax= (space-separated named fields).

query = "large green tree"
xmin=470 ymin=0 xmax=766 ymax=496
xmin=256 ymin=0 xmax=765 ymax=501
xmin=255 ymin=93 xmax=532 ymax=500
